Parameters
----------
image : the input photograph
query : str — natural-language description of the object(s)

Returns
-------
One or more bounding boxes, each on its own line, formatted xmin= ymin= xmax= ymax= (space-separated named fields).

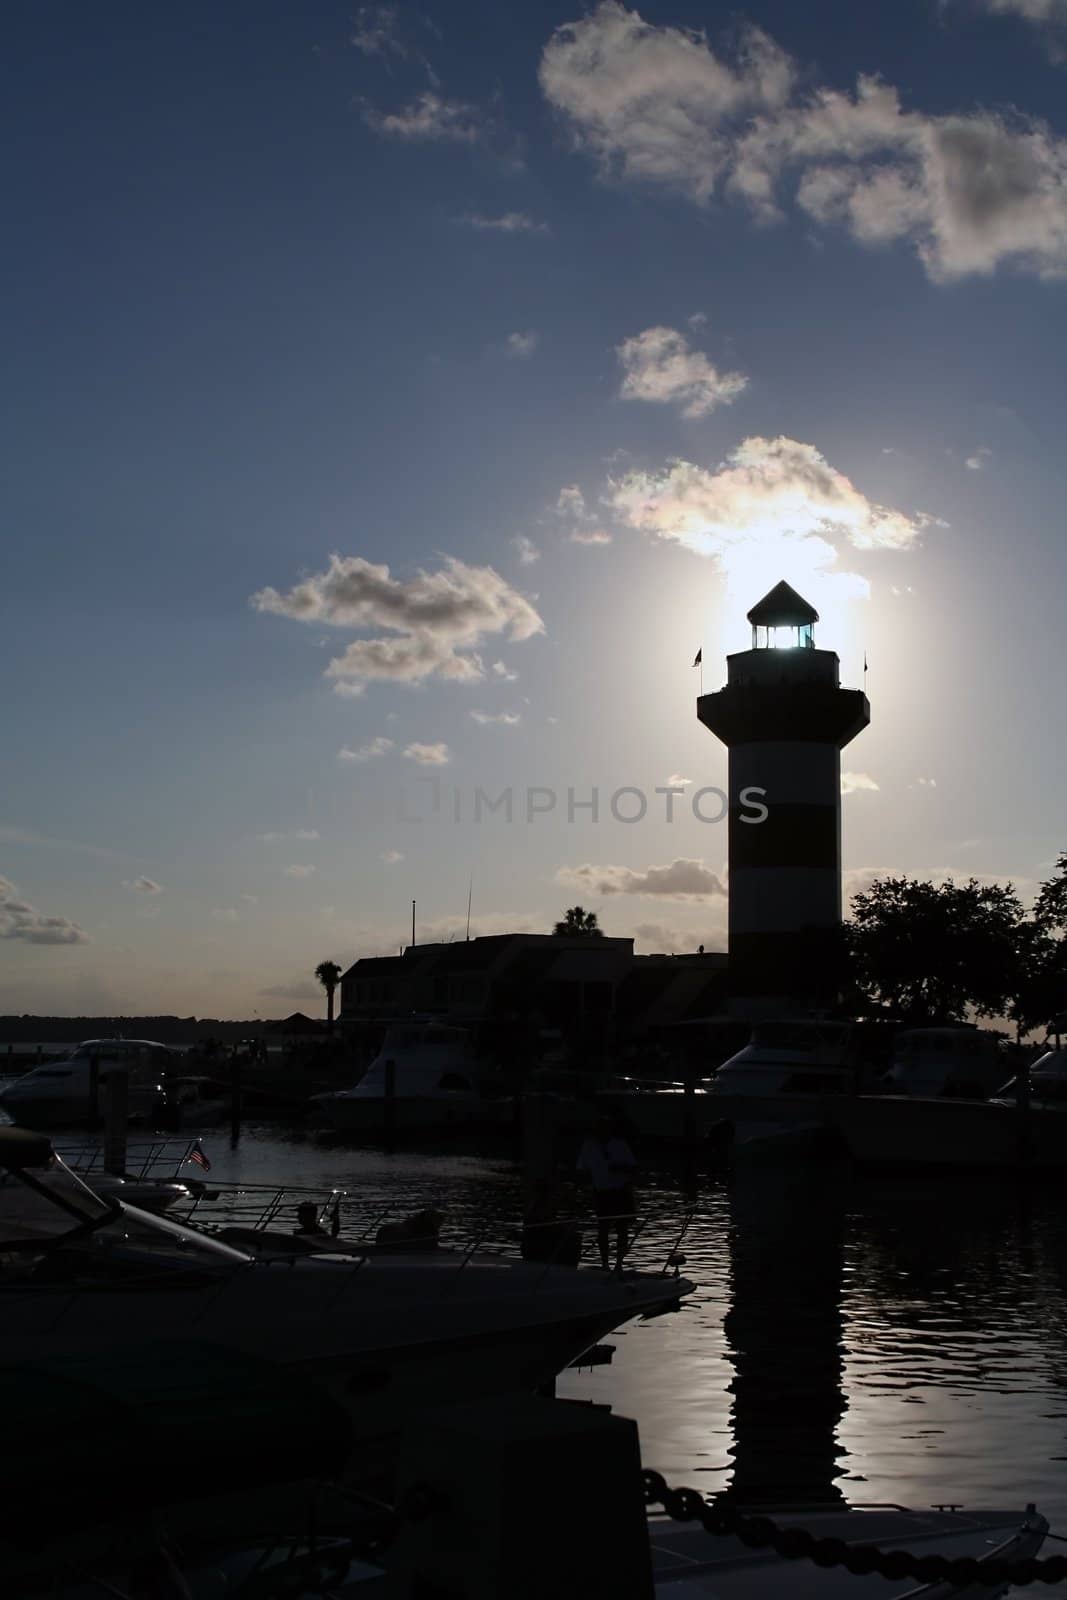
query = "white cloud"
xmin=841 ymin=771 xmax=880 ymax=794
xmin=666 ymin=774 xmax=692 ymax=787
xmin=404 ymin=741 xmax=451 ymax=765
xmin=492 ymin=659 xmax=518 ymax=680
xmin=460 ymin=211 xmax=549 ymax=232
xmin=540 ymin=2 xmax=1067 ymax=281
xmin=382 ymin=850 xmax=405 ymax=864
xmin=687 ymin=311 xmax=708 ymax=329
xmin=362 ymin=91 xmax=482 ymax=143
xmin=965 ymin=446 xmax=993 ymax=469
xmin=124 ymin=876 xmax=163 ymax=893
xmin=506 ymin=330 xmax=539 ymax=357
xmin=609 ymin=435 xmax=929 ymax=606
xmin=633 ymin=920 xmax=720 ymax=953
xmin=351 ymin=5 xmax=406 ymax=58
xmin=0 ymin=875 xmax=88 ymax=945
xmin=470 ymin=709 xmax=521 ymax=724
xmin=617 ymin=325 xmax=748 ymax=417
xmin=916 ymin=776 xmax=938 ymax=787
xmin=977 ymin=0 xmax=1067 ymax=61
xmin=512 ymin=535 xmax=540 ymax=565
xmin=284 ymin=864 xmax=317 ymax=878
xmin=253 ymin=554 xmax=544 ymax=693
xmin=555 ymin=483 xmax=613 ymax=546
xmin=556 ymin=857 xmax=726 ymax=898
xmin=338 ymin=737 xmax=395 ymax=762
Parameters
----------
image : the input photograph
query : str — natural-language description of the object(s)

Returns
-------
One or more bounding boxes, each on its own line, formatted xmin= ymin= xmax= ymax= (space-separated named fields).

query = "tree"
xmin=845 ymin=876 xmax=1027 ymax=1024
xmin=315 ymin=960 xmax=343 ymax=1033
xmin=553 ymin=906 xmax=604 ymax=938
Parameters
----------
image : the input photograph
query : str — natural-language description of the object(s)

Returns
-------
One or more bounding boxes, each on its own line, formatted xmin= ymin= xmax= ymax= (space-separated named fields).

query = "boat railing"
xmin=56 ymin=1136 xmax=204 ymax=1181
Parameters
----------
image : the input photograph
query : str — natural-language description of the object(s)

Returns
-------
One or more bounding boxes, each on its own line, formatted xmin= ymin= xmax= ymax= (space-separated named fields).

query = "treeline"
xmin=0 ymin=1016 xmax=265 ymax=1045
xmin=841 ymin=852 xmax=1067 ymax=1036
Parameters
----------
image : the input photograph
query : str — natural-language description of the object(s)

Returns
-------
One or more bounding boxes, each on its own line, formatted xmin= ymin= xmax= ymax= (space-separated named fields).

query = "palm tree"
xmin=553 ymin=906 xmax=604 ymax=938
xmin=315 ymin=960 xmax=343 ymax=1033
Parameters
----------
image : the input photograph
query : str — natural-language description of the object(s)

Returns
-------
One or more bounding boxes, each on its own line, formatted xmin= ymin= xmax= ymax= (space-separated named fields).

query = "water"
xmin=14 ymin=1118 xmax=1067 ymax=1526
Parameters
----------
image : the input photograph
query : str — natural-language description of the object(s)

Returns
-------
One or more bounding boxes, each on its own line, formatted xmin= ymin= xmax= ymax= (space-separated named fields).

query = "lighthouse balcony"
xmin=725 ymin=646 xmax=841 ymax=689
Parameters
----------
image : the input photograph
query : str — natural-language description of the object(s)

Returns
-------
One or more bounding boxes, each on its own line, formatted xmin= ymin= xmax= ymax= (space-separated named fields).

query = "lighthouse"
xmin=698 ymin=581 xmax=869 ymax=1014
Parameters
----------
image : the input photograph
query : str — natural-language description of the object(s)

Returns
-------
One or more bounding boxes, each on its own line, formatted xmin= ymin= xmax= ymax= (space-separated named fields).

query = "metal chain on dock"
xmin=642 ymin=1471 xmax=1067 ymax=1587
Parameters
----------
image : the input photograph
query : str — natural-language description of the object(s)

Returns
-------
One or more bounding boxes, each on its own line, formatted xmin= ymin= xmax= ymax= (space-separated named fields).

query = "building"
xmin=697 ymin=580 xmax=869 ymax=1014
xmin=338 ymin=935 xmax=730 ymax=1068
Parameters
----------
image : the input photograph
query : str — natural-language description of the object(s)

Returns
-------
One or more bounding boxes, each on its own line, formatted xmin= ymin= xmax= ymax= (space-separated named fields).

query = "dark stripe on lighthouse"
xmin=729 ymin=803 xmax=839 ymax=870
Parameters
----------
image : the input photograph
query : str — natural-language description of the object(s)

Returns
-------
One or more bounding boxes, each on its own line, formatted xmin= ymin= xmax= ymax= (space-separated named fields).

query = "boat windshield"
xmin=749 ymin=1022 xmax=849 ymax=1053
xmin=0 ymin=1154 xmax=114 ymax=1248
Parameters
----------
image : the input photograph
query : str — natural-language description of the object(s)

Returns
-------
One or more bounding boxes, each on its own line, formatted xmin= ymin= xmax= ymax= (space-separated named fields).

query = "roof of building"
xmin=747 ymin=580 xmax=818 ymax=626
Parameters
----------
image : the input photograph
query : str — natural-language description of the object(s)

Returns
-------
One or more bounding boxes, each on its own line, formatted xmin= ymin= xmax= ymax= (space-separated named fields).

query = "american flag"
xmin=188 ymin=1140 xmax=211 ymax=1172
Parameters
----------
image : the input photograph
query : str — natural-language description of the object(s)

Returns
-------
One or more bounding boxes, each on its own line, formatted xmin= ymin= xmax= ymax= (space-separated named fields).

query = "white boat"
xmin=0 ymin=1127 xmax=692 ymax=1481
xmin=604 ymin=1020 xmax=865 ymax=1145
xmin=882 ymin=1025 xmax=1007 ymax=1099
xmin=313 ymin=1022 xmax=512 ymax=1134
xmin=0 ymin=1038 xmax=181 ymax=1128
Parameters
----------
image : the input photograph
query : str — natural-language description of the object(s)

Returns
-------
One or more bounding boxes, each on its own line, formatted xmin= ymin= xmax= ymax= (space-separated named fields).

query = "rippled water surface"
xmin=17 ymin=1118 xmax=1067 ymax=1528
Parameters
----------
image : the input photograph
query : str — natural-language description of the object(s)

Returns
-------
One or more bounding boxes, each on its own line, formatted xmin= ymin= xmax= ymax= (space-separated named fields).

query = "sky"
xmin=4 ymin=0 xmax=1067 ymax=1018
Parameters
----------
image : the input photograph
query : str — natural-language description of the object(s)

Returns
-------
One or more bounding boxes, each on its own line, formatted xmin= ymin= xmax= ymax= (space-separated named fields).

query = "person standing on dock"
xmin=577 ymin=1112 xmax=638 ymax=1273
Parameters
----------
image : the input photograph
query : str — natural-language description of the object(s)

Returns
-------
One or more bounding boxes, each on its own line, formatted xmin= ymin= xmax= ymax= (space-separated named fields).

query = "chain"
xmin=643 ymin=1471 xmax=1066 ymax=1587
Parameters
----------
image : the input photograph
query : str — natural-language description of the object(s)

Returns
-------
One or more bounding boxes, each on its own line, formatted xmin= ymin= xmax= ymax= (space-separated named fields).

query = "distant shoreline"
xmin=0 ymin=1016 xmax=272 ymax=1047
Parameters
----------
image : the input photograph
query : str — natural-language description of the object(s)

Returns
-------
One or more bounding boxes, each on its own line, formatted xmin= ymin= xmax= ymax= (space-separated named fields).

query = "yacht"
xmin=0 ymin=1127 xmax=692 ymax=1478
xmin=312 ymin=1021 xmax=512 ymax=1134
xmin=882 ymin=1025 xmax=1007 ymax=1099
xmin=0 ymin=1038 xmax=181 ymax=1128
xmin=602 ymin=1019 xmax=869 ymax=1145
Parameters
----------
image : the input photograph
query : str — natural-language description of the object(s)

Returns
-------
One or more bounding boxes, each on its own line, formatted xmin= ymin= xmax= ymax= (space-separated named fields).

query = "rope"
xmin=642 ymin=1471 xmax=1064 ymax=1587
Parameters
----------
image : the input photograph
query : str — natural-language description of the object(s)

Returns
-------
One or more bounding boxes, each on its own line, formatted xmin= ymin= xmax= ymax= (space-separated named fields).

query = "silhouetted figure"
xmin=521 ymin=1178 xmax=582 ymax=1267
xmin=577 ymin=1112 xmax=637 ymax=1271
xmin=293 ymin=1201 xmax=338 ymax=1243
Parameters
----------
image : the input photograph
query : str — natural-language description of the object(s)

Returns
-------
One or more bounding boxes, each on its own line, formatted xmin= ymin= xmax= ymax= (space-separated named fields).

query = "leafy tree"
xmin=553 ymin=906 xmax=604 ymax=938
xmin=315 ymin=960 xmax=343 ymax=1032
xmin=1034 ymin=853 xmax=1067 ymax=936
xmin=845 ymin=876 xmax=1027 ymax=1024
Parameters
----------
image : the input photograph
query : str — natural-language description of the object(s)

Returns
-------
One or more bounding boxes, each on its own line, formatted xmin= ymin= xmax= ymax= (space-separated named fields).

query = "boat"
xmin=312 ymin=1021 xmax=513 ymax=1134
xmin=600 ymin=1019 xmax=872 ymax=1145
xmin=0 ymin=1037 xmax=183 ymax=1128
xmin=881 ymin=1024 xmax=1008 ymax=1099
xmin=21 ymin=1495 xmax=1049 ymax=1597
xmin=0 ymin=1127 xmax=693 ymax=1485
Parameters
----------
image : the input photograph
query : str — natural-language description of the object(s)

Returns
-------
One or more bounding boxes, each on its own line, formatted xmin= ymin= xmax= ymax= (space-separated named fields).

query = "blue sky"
xmin=5 ymin=0 xmax=1067 ymax=1017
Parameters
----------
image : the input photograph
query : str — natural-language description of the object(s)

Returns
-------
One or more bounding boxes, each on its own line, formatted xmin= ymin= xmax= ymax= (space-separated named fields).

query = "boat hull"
xmin=828 ymin=1094 xmax=1067 ymax=1171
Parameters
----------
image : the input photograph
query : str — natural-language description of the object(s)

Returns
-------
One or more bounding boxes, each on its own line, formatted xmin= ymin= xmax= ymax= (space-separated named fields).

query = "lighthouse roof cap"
xmin=746 ymin=580 xmax=819 ymax=626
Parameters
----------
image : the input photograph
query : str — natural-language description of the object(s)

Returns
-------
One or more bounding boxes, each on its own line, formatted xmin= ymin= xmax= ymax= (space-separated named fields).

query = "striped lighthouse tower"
xmin=697 ymin=581 xmax=869 ymax=1014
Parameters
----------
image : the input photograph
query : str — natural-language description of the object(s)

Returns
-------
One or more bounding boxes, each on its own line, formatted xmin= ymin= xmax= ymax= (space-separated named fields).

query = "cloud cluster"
xmin=403 ymin=742 xmax=451 ymax=765
xmin=460 ymin=211 xmax=549 ymax=232
xmin=351 ymin=5 xmax=406 ymax=58
xmin=505 ymin=330 xmax=539 ymax=358
xmin=470 ymin=709 xmax=521 ymax=724
xmin=338 ymin=737 xmax=395 ymax=762
xmin=841 ymin=771 xmax=880 ymax=794
xmin=124 ymin=876 xmax=163 ymax=893
xmin=363 ymin=91 xmax=483 ymax=143
xmin=617 ymin=325 xmax=748 ymax=417
xmin=253 ymin=555 xmax=544 ymax=693
xmin=540 ymin=2 xmax=1067 ymax=280
xmin=555 ymin=484 xmax=613 ymax=546
xmin=1 ymin=875 xmax=88 ymax=945
xmin=609 ymin=435 xmax=931 ymax=601
xmin=557 ymin=857 xmax=726 ymax=898
xmin=978 ymin=0 xmax=1067 ymax=60
xmin=284 ymin=864 xmax=316 ymax=879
